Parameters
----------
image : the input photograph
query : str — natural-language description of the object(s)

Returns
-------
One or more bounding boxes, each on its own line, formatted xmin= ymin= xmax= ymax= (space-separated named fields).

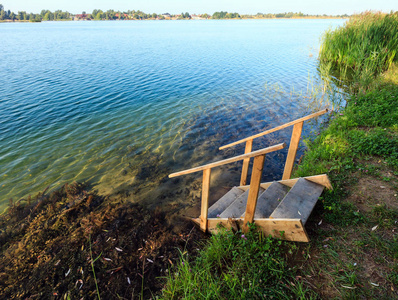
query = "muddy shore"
xmin=0 ymin=182 xmax=205 ymax=299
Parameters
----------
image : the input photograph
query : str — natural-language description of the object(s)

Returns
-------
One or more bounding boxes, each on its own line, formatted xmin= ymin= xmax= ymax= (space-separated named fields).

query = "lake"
xmin=0 ymin=19 xmax=345 ymax=213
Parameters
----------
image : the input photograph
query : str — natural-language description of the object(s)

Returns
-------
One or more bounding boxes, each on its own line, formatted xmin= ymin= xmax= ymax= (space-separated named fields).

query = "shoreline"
xmin=0 ymin=182 xmax=206 ymax=298
xmin=0 ymin=16 xmax=347 ymax=23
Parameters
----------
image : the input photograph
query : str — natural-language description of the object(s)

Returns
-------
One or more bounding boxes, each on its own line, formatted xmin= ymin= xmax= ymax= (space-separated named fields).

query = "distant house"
xmin=161 ymin=13 xmax=171 ymax=20
xmin=191 ymin=14 xmax=205 ymax=20
xmin=115 ymin=13 xmax=129 ymax=19
xmin=74 ymin=14 xmax=88 ymax=21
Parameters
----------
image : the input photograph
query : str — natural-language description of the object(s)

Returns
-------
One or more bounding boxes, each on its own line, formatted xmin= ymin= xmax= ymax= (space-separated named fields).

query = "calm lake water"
xmin=0 ymin=19 xmax=345 ymax=213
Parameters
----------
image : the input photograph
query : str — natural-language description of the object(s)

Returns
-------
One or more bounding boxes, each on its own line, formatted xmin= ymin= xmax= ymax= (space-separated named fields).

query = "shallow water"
xmin=0 ymin=19 xmax=345 ymax=212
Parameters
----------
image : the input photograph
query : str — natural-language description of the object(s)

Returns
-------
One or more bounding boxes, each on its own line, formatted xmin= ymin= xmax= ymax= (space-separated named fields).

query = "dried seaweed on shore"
xmin=0 ymin=183 xmax=203 ymax=299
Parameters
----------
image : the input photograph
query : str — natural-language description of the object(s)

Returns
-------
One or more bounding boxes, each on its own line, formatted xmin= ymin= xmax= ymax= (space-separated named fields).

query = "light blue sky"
xmin=1 ymin=0 xmax=397 ymax=15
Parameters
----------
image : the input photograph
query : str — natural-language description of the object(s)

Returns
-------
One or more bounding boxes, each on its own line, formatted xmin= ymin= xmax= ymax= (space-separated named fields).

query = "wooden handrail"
xmin=219 ymin=108 xmax=329 ymax=183
xmin=168 ymin=142 xmax=286 ymax=178
xmin=219 ymin=109 xmax=328 ymax=150
xmin=169 ymin=109 xmax=328 ymax=232
xmin=242 ymin=154 xmax=265 ymax=232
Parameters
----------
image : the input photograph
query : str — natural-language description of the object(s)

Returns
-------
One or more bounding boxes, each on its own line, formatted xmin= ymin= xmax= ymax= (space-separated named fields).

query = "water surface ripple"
xmin=0 ymin=19 xmax=344 ymax=211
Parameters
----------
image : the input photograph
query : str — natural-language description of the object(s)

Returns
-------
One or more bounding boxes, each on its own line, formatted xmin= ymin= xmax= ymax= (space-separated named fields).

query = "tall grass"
xmin=319 ymin=11 xmax=398 ymax=88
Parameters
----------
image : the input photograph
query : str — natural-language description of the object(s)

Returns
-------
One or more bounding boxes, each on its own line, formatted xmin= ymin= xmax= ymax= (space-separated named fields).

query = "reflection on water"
xmin=0 ymin=19 xmax=345 ymax=212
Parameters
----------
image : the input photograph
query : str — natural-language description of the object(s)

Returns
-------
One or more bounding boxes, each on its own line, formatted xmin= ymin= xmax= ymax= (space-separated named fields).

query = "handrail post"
xmin=200 ymin=168 xmax=211 ymax=232
xmin=282 ymin=121 xmax=304 ymax=180
xmin=240 ymin=139 xmax=253 ymax=186
xmin=243 ymin=154 xmax=265 ymax=232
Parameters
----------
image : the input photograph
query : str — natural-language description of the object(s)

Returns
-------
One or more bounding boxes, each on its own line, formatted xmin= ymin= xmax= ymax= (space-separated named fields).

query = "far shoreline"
xmin=0 ymin=16 xmax=348 ymax=23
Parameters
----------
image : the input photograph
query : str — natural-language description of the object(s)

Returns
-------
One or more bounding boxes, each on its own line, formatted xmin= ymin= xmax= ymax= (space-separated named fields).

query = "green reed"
xmin=319 ymin=11 xmax=398 ymax=87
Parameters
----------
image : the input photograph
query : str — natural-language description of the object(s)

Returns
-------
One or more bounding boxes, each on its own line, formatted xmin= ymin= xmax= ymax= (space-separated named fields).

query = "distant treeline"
xmin=247 ymin=12 xmax=349 ymax=18
xmin=212 ymin=11 xmax=241 ymax=19
xmin=0 ymin=4 xmax=348 ymax=22
xmin=0 ymin=4 xmax=71 ymax=21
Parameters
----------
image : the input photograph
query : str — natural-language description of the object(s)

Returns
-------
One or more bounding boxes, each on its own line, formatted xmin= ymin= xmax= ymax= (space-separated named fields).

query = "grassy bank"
xmin=292 ymin=68 xmax=398 ymax=298
xmin=162 ymin=226 xmax=312 ymax=299
xmin=162 ymin=12 xmax=398 ymax=299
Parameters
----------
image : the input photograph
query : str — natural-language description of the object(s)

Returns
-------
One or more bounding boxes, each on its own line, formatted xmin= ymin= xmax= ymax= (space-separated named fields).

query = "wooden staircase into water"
xmin=169 ymin=109 xmax=332 ymax=242
xmin=192 ymin=175 xmax=331 ymax=242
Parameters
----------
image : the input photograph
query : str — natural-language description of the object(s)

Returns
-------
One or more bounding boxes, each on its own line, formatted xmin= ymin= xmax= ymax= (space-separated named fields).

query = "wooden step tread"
xmin=242 ymin=182 xmax=290 ymax=218
xmin=219 ymin=187 xmax=265 ymax=218
xmin=269 ymin=178 xmax=324 ymax=224
xmin=208 ymin=187 xmax=245 ymax=218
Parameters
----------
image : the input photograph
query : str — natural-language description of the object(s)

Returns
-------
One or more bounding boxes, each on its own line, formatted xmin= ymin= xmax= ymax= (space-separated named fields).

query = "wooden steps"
xmin=168 ymin=110 xmax=331 ymax=242
xmin=220 ymin=188 xmax=264 ymax=218
xmin=245 ymin=182 xmax=290 ymax=218
xmin=196 ymin=174 xmax=332 ymax=242
xmin=269 ymin=178 xmax=324 ymax=225
xmin=208 ymin=187 xmax=245 ymax=218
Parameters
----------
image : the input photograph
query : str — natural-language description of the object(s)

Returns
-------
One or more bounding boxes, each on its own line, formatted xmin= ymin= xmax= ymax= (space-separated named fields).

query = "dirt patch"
xmin=347 ymin=176 xmax=398 ymax=213
xmin=296 ymin=225 xmax=398 ymax=299
xmin=0 ymin=183 xmax=205 ymax=299
xmin=294 ymin=163 xmax=398 ymax=299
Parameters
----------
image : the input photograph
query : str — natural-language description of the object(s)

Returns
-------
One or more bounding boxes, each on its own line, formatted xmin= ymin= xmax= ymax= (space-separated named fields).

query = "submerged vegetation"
xmin=162 ymin=11 xmax=398 ymax=298
xmin=0 ymin=183 xmax=204 ymax=299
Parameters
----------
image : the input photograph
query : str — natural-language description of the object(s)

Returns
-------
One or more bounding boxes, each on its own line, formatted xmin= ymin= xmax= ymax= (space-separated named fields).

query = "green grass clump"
xmin=319 ymin=11 xmax=398 ymax=87
xmin=348 ymin=86 xmax=398 ymax=127
xmin=162 ymin=226 xmax=315 ymax=299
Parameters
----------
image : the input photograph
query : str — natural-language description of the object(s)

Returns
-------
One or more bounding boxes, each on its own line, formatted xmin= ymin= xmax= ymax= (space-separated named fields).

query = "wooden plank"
xmin=169 ymin=143 xmax=285 ymax=178
xmin=240 ymin=139 xmax=253 ymax=186
xmin=239 ymin=174 xmax=332 ymax=191
xmin=282 ymin=121 xmax=303 ymax=180
xmin=305 ymin=174 xmax=333 ymax=190
xmin=242 ymin=182 xmax=290 ymax=218
xmin=219 ymin=109 xmax=328 ymax=150
xmin=191 ymin=217 xmax=242 ymax=233
xmin=200 ymin=168 xmax=211 ymax=232
xmin=253 ymin=219 xmax=309 ymax=242
xmin=219 ymin=187 xmax=265 ymax=218
xmin=270 ymin=178 xmax=325 ymax=225
xmin=243 ymin=155 xmax=265 ymax=232
xmin=208 ymin=187 xmax=245 ymax=218
xmin=239 ymin=182 xmax=273 ymax=191
xmin=196 ymin=218 xmax=309 ymax=242
xmin=219 ymin=189 xmax=250 ymax=218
